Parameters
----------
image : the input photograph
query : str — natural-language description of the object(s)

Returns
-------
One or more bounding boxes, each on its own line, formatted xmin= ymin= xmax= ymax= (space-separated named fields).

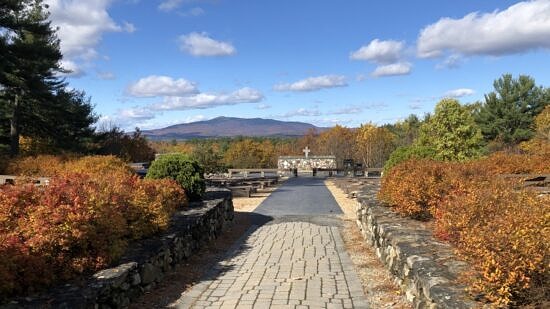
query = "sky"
xmin=45 ymin=0 xmax=550 ymax=131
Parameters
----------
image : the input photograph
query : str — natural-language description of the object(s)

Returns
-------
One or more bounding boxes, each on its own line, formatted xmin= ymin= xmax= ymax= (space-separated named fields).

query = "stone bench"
xmin=229 ymin=185 xmax=257 ymax=198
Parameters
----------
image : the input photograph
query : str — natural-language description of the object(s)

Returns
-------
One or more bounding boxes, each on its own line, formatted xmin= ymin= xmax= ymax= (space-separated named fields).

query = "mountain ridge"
xmin=142 ymin=116 xmax=327 ymax=140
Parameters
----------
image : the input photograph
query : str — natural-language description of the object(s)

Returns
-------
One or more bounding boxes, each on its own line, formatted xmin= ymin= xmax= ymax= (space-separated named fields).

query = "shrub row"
xmin=0 ymin=156 xmax=186 ymax=300
xmin=6 ymin=154 xmax=206 ymax=201
xmin=378 ymin=153 xmax=550 ymax=306
xmin=4 ymin=155 xmax=133 ymax=177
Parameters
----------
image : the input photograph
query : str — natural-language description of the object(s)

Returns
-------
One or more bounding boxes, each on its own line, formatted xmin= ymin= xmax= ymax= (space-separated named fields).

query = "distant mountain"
xmin=141 ymin=116 xmax=327 ymax=140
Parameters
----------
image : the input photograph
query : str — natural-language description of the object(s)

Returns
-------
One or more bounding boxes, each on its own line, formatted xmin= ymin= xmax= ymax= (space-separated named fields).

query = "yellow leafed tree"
xmin=355 ymin=123 xmax=396 ymax=168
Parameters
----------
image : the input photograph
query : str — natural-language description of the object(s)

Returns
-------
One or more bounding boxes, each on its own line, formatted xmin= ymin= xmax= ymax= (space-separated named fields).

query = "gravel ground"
xmin=325 ymin=178 xmax=412 ymax=309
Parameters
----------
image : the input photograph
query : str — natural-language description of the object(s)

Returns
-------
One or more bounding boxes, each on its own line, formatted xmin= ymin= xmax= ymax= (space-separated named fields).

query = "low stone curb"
xmin=336 ymin=180 xmax=481 ymax=309
xmin=4 ymin=188 xmax=233 ymax=309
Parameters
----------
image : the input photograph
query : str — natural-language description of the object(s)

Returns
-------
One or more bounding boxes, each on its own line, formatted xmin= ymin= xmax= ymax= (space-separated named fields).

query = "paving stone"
xmin=175 ymin=222 xmax=368 ymax=308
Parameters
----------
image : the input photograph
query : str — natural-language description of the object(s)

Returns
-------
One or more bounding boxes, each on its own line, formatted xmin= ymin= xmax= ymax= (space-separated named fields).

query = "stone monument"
xmin=277 ymin=146 xmax=337 ymax=171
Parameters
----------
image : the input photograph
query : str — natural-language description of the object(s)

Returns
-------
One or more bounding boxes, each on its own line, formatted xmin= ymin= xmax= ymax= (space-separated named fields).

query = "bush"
xmin=436 ymin=178 xmax=549 ymax=306
xmin=4 ymin=155 xmax=133 ymax=178
xmin=146 ymin=154 xmax=205 ymax=200
xmin=474 ymin=151 xmax=550 ymax=175
xmin=383 ymin=145 xmax=437 ymax=173
xmin=62 ymin=155 xmax=134 ymax=177
xmin=379 ymin=159 xmax=452 ymax=220
xmin=379 ymin=153 xmax=550 ymax=306
xmin=4 ymin=155 xmax=68 ymax=176
xmin=0 ymin=172 xmax=186 ymax=299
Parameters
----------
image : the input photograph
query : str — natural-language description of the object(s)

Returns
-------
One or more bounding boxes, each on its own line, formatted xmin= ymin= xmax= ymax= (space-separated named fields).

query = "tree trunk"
xmin=10 ymin=93 xmax=20 ymax=157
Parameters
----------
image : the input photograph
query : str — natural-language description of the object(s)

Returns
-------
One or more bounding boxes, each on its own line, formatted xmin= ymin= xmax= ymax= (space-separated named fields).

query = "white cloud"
xmin=181 ymin=7 xmax=205 ymax=17
xmin=328 ymin=106 xmax=363 ymax=115
xmin=436 ymin=54 xmax=463 ymax=69
xmin=96 ymin=106 xmax=156 ymax=131
xmin=371 ymin=62 xmax=412 ymax=77
xmin=45 ymin=0 xmax=135 ymax=74
xmin=46 ymin=0 xmax=119 ymax=58
xmin=273 ymin=75 xmax=347 ymax=92
xmin=444 ymin=88 xmax=475 ymax=98
xmin=356 ymin=74 xmax=367 ymax=82
xmin=127 ymin=75 xmax=198 ymax=97
xmin=183 ymin=115 xmax=209 ymax=123
xmin=97 ymin=71 xmax=116 ymax=80
xmin=277 ymin=108 xmax=322 ymax=118
xmin=350 ymin=39 xmax=405 ymax=63
xmin=59 ymin=59 xmax=85 ymax=77
xmin=152 ymin=87 xmax=264 ymax=110
xmin=179 ymin=32 xmax=236 ymax=57
xmin=256 ymin=103 xmax=271 ymax=110
xmin=417 ymin=0 xmax=550 ymax=58
xmin=118 ymin=107 xmax=156 ymax=121
xmin=363 ymin=102 xmax=389 ymax=110
xmin=158 ymin=0 xmax=184 ymax=11
xmin=315 ymin=118 xmax=353 ymax=126
xmin=122 ymin=21 xmax=136 ymax=33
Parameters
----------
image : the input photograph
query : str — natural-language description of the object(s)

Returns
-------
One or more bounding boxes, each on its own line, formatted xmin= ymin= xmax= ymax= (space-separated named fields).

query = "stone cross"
xmin=303 ymin=146 xmax=311 ymax=158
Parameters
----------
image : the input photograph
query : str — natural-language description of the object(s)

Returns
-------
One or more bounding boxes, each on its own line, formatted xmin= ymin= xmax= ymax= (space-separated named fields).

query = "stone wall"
xmin=278 ymin=156 xmax=337 ymax=170
xmin=7 ymin=188 xmax=233 ymax=309
xmin=347 ymin=181 xmax=480 ymax=309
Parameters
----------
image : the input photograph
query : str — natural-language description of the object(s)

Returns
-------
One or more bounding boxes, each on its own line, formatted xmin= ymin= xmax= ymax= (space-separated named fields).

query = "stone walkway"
xmin=173 ymin=177 xmax=368 ymax=309
xmin=174 ymin=222 xmax=367 ymax=309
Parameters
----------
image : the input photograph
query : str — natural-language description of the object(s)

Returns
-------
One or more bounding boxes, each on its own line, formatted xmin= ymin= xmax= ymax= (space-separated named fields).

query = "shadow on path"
xmin=254 ymin=176 xmax=343 ymax=216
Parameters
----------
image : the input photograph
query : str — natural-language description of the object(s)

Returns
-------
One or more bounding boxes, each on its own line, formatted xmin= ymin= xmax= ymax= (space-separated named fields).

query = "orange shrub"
xmin=125 ymin=177 xmax=187 ymax=239
xmin=379 ymin=154 xmax=549 ymax=306
xmin=475 ymin=152 xmax=550 ymax=175
xmin=436 ymin=178 xmax=549 ymax=306
xmin=378 ymin=159 xmax=453 ymax=220
xmin=4 ymin=155 xmax=67 ymax=176
xmin=5 ymin=155 xmax=133 ymax=178
xmin=62 ymin=155 xmax=133 ymax=177
xmin=0 ymin=172 xmax=186 ymax=300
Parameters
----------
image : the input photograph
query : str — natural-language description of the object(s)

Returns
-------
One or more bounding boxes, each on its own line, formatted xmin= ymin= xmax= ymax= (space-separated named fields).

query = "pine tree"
xmin=475 ymin=74 xmax=550 ymax=149
xmin=0 ymin=0 xmax=96 ymax=155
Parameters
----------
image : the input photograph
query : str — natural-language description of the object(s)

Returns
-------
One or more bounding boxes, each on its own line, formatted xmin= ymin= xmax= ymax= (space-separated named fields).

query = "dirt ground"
xmin=325 ymin=179 xmax=412 ymax=309
xmin=231 ymin=184 xmax=281 ymax=212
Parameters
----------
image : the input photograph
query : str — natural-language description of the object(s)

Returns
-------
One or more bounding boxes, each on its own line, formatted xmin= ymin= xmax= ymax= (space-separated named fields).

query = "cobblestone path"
xmin=174 ymin=178 xmax=368 ymax=309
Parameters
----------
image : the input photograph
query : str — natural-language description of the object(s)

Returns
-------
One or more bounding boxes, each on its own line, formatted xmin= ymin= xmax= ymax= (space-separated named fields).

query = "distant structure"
xmin=278 ymin=146 xmax=336 ymax=171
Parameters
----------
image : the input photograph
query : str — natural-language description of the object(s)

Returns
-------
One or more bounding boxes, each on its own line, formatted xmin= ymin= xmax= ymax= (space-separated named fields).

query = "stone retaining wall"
xmin=349 ymin=181 xmax=480 ymax=309
xmin=7 ymin=188 xmax=233 ymax=309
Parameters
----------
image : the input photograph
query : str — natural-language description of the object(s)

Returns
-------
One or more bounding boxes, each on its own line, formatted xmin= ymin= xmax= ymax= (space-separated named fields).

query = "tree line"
xmin=2 ymin=3 xmax=548 ymax=169
xmin=152 ymin=74 xmax=549 ymax=171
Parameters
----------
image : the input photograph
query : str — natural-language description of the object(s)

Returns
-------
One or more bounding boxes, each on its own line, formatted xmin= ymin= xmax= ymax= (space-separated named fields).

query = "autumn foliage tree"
xmin=316 ymin=125 xmax=356 ymax=167
xmin=355 ymin=123 xmax=395 ymax=168
xmin=223 ymin=138 xmax=276 ymax=168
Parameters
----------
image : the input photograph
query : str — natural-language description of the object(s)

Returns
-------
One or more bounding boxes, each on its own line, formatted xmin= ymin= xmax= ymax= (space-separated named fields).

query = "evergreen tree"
xmin=475 ymin=74 xmax=550 ymax=149
xmin=0 ymin=0 xmax=96 ymax=155
xmin=418 ymin=98 xmax=482 ymax=161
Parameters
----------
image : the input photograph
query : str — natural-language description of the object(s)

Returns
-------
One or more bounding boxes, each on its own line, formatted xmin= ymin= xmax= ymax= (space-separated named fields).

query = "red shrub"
xmin=0 ymin=172 xmax=186 ymax=299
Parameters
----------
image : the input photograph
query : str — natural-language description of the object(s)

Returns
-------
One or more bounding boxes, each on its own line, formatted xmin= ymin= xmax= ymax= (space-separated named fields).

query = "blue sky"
xmin=47 ymin=0 xmax=550 ymax=130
